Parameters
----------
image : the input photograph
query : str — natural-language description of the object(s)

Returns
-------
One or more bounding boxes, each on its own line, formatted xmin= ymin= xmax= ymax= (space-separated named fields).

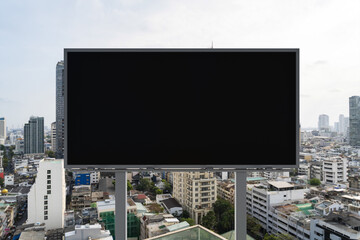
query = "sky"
xmin=0 ymin=0 xmax=360 ymax=129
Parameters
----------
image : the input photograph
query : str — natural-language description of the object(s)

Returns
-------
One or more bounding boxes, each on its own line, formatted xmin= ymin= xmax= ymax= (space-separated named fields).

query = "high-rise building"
xmin=318 ymin=114 xmax=329 ymax=131
xmin=51 ymin=122 xmax=56 ymax=152
xmin=322 ymin=157 xmax=348 ymax=184
xmin=0 ymin=117 xmax=6 ymax=145
xmin=172 ymin=172 xmax=217 ymax=224
xmin=56 ymin=60 xmax=65 ymax=159
xmin=24 ymin=116 xmax=44 ymax=154
xmin=349 ymin=96 xmax=360 ymax=146
xmin=339 ymin=114 xmax=345 ymax=134
xmin=27 ymin=158 xmax=66 ymax=230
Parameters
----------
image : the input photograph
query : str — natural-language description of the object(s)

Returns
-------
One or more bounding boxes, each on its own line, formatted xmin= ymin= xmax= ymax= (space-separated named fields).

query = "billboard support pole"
xmin=235 ymin=171 xmax=247 ymax=240
xmin=115 ymin=171 xmax=127 ymax=240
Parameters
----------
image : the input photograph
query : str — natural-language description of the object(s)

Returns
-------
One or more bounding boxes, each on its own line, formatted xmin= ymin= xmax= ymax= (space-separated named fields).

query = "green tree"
xmin=180 ymin=217 xmax=195 ymax=226
xmin=247 ymin=215 xmax=262 ymax=239
xmin=181 ymin=210 xmax=190 ymax=218
xmin=213 ymin=197 xmax=235 ymax=234
xmin=127 ymin=180 xmax=133 ymax=191
xmin=264 ymin=233 xmax=277 ymax=240
xmin=0 ymin=178 xmax=4 ymax=188
xmin=45 ymin=150 xmax=55 ymax=158
xmin=201 ymin=211 xmax=216 ymax=230
xmin=155 ymin=188 xmax=163 ymax=194
xmin=136 ymin=178 xmax=152 ymax=191
xmin=264 ymin=233 xmax=296 ymax=240
xmin=309 ymin=178 xmax=321 ymax=186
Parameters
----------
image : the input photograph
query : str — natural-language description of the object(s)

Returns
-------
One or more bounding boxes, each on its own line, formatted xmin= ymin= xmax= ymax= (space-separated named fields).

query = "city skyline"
xmin=1 ymin=0 xmax=360 ymax=128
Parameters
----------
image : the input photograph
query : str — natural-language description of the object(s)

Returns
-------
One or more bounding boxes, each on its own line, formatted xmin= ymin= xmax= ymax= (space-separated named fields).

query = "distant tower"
xmin=349 ymin=96 xmax=360 ymax=146
xmin=56 ymin=61 xmax=65 ymax=159
xmin=0 ymin=117 xmax=5 ymax=145
xmin=27 ymin=159 xmax=66 ymax=230
xmin=24 ymin=116 xmax=44 ymax=154
xmin=318 ymin=114 xmax=329 ymax=131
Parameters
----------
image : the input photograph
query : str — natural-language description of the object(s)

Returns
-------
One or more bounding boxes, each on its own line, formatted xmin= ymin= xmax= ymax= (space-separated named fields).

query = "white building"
xmin=90 ymin=171 xmax=100 ymax=184
xmin=27 ymin=158 xmax=66 ymax=230
xmin=322 ymin=157 xmax=348 ymax=184
xmin=65 ymin=224 xmax=113 ymax=240
xmin=246 ymin=181 xmax=309 ymax=239
xmin=4 ymin=175 xmax=14 ymax=186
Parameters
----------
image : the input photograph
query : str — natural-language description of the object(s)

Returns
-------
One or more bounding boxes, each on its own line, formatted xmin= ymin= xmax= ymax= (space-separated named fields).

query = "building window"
xmin=47 ymin=185 xmax=51 ymax=189
xmin=44 ymin=206 xmax=48 ymax=210
xmin=47 ymin=175 xmax=51 ymax=179
xmin=44 ymin=216 xmax=48 ymax=220
xmin=47 ymin=170 xmax=51 ymax=174
xmin=47 ymin=180 xmax=51 ymax=184
xmin=47 ymin=190 xmax=51 ymax=194
xmin=44 ymin=201 xmax=48 ymax=205
xmin=44 ymin=195 xmax=48 ymax=200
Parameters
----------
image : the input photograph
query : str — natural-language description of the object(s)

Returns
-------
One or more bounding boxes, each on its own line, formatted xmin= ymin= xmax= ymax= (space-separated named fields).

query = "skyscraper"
xmin=318 ymin=114 xmax=329 ymax=131
xmin=0 ymin=117 xmax=5 ymax=145
xmin=349 ymin=96 xmax=360 ymax=146
xmin=56 ymin=60 xmax=65 ymax=159
xmin=27 ymin=158 xmax=66 ymax=230
xmin=24 ymin=116 xmax=44 ymax=154
xmin=51 ymin=122 xmax=56 ymax=152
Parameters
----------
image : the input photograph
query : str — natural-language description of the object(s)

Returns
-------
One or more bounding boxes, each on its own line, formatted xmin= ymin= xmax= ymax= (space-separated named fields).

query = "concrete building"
xmin=15 ymin=138 xmax=24 ymax=154
xmin=161 ymin=198 xmax=183 ymax=216
xmin=51 ymin=122 xmax=56 ymax=152
xmin=90 ymin=171 xmax=100 ymax=184
xmin=70 ymin=185 xmax=92 ymax=211
xmin=246 ymin=181 xmax=308 ymax=238
xmin=172 ymin=172 xmax=217 ymax=224
xmin=310 ymin=212 xmax=360 ymax=240
xmin=0 ymin=117 xmax=6 ymax=145
xmin=4 ymin=175 xmax=14 ymax=186
xmin=24 ymin=116 xmax=44 ymax=154
xmin=322 ymin=157 xmax=348 ymax=184
xmin=56 ymin=60 xmax=65 ymax=159
xmin=27 ymin=158 xmax=66 ymax=230
xmin=318 ymin=114 xmax=330 ymax=131
xmin=140 ymin=214 xmax=179 ymax=239
xmin=217 ymin=180 xmax=235 ymax=205
xmin=349 ymin=96 xmax=360 ymax=146
xmin=65 ymin=223 xmax=113 ymax=240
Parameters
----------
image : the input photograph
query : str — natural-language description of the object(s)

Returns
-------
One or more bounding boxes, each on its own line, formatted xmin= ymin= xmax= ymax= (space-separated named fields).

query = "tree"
xmin=180 ymin=217 xmax=195 ymax=226
xmin=45 ymin=150 xmax=55 ymax=158
xmin=201 ymin=211 xmax=216 ymax=230
xmin=0 ymin=178 xmax=4 ymax=188
xmin=155 ymin=188 xmax=163 ymax=194
xmin=127 ymin=180 xmax=133 ymax=191
xmin=213 ymin=197 xmax=235 ymax=234
xmin=264 ymin=233 xmax=296 ymax=240
xmin=136 ymin=178 xmax=152 ymax=191
xmin=309 ymin=178 xmax=321 ymax=186
xmin=247 ymin=215 xmax=262 ymax=239
xmin=181 ymin=210 xmax=190 ymax=219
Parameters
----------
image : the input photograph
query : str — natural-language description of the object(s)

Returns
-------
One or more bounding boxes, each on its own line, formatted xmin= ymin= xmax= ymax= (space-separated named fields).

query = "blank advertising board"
xmin=65 ymin=49 xmax=299 ymax=170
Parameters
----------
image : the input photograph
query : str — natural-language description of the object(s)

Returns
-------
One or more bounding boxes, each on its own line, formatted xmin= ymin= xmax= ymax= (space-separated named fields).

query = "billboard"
xmin=65 ymin=49 xmax=299 ymax=170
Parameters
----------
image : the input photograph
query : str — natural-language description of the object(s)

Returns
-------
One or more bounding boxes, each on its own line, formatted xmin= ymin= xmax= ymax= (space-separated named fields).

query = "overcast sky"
xmin=0 ymin=0 xmax=360 ymax=129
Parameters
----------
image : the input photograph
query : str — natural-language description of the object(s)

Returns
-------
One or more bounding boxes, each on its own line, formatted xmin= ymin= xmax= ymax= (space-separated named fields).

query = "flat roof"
xmin=268 ymin=181 xmax=294 ymax=189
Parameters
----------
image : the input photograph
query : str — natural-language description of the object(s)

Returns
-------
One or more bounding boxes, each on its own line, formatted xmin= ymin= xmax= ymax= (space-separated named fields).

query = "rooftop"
xmin=268 ymin=181 xmax=294 ymax=189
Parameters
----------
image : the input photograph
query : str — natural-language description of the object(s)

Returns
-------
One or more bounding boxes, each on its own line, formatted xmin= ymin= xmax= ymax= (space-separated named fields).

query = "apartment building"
xmin=322 ymin=157 xmax=348 ymax=184
xmin=217 ymin=180 xmax=235 ymax=205
xmin=172 ymin=172 xmax=216 ymax=224
xmin=27 ymin=158 xmax=66 ymax=230
xmin=246 ymin=181 xmax=308 ymax=239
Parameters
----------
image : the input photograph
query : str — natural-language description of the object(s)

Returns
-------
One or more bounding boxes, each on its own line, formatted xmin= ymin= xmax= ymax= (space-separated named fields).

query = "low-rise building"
xmin=65 ymin=223 xmax=113 ymax=240
xmin=217 ymin=180 xmax=235 ymax=205
xmin=161 ymin=198 xmax=182 ymax=217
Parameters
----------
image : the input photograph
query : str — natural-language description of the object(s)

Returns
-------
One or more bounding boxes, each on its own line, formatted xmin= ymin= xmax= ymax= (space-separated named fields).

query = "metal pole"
xmin=115 ymin=171 xmax=127 ymax=240
xmin=235 ymin=171 xmax=247 ymax=240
